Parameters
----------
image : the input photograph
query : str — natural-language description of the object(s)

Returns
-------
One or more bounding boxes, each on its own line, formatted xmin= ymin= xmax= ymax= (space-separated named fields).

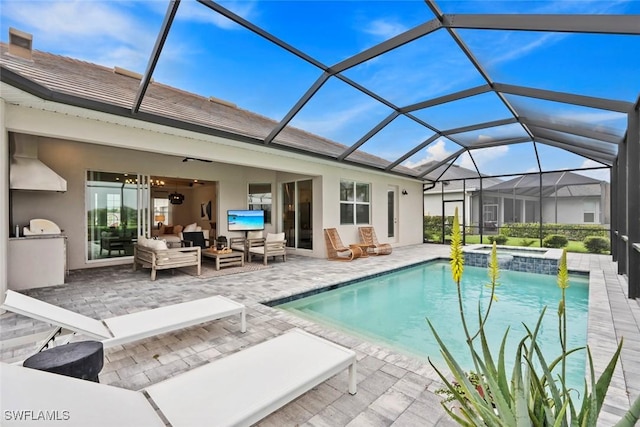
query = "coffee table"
xmin=201 ymin=250 xmax=244 ymax=270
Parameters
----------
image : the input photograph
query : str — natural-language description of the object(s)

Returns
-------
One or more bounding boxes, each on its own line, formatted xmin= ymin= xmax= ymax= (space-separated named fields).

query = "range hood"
xmin=9 ymin=133 xmax=67 ymax=192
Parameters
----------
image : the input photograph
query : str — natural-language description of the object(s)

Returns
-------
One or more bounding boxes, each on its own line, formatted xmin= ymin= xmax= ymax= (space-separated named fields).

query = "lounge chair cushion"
xmin=146 ymin=329 xmax=356 ymax=427
xmin=1 ymin=363 xmax=165 ymax=427
xmin=1 ymin=290 xmax=246 ymax=349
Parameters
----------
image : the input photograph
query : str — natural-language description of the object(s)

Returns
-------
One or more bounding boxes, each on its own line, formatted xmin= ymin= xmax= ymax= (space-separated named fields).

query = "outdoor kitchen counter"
xmin=8 ymin=236 xmax=67 ymax=290
xmin=9 ymin=235 xmax=67 ymax=240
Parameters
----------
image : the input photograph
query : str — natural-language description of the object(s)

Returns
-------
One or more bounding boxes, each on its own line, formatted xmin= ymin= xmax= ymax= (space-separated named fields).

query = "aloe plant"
xmin=428 ymin=208 xmax=639 ymax=426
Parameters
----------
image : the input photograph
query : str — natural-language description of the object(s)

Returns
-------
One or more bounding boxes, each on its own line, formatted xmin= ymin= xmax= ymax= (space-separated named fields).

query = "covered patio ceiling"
xmin=135 ymin=0 xmax=640 ymax=182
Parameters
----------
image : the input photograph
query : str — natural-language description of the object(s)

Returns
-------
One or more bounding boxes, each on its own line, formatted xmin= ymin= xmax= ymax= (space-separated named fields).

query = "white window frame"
xmin=340 ymin=179 xmax=370 ymax=225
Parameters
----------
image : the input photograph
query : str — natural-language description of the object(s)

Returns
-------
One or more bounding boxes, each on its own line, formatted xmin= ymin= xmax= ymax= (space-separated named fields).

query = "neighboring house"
xmin=1 ymin=39 xmax=425 ymax=294
xmin=479 ymin=172 xmax=611 ymax=227
xmin=420 ymin=162 xmax=502 ymax=226
xmin=422 ymin=163 xmax=610 ymax=232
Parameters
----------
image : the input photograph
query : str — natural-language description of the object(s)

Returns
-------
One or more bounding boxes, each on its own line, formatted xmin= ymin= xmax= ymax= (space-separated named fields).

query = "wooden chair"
xmin=324 ymin=228 xmax=362 ymax=261
xmin=248 ymin=232 xmax=287 ymax=266
xmin=358 ymin=226 xmax=393 ymax=255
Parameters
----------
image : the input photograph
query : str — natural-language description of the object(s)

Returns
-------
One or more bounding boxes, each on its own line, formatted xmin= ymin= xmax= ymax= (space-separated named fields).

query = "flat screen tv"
xmin=227 ymin=209 xmax=265 ymax=231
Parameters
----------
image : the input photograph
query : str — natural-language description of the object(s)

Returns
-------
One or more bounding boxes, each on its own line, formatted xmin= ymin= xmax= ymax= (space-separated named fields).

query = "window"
xmin=583 ymin=201 xmax=596 ymax=223
xmin=248 ymin=183 xmax=272 ymax=224
xmin=153 ymin=197 xmax=170 ymax=229
xmin=340 ymin=180 xmax=370 ymax=225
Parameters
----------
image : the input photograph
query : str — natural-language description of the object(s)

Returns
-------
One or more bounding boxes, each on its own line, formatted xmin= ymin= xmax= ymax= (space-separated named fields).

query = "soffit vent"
xmin=208 ymin=96 xmax=236 ymax=108
xmin=8 ymin=28 xmax=33 ymax=61
xmin=113 ymin=66 xmax=146 ymax=80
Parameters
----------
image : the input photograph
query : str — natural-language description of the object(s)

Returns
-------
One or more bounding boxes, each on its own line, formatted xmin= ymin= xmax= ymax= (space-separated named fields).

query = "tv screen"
xmin=227 ymin=210 xmax=265 ymax=231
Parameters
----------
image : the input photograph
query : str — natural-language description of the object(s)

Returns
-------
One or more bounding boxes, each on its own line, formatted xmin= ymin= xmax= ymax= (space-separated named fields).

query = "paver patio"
xmin=1 ymin=244 xmax=638 ymax=426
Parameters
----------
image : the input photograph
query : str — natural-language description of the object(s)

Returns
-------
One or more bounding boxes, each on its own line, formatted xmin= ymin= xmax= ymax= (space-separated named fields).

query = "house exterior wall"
xmin=2 ymin=96 xmax=424 ymax=282
xmin=541 ymin=196 xmax=602 ymax=225
xmin=423 ymin=190 xmax=472 ymax=224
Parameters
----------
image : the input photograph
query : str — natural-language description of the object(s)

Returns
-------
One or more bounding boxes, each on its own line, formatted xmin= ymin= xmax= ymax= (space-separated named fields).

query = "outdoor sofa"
xmin=133 ymin=235 xmax=200 ymax=280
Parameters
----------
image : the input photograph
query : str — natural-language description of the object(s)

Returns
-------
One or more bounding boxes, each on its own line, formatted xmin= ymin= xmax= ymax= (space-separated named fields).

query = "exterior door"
xmin=282 ymin=180 xmax=313 ymax=250
xmin=387 ymin=186 xmax=398 ymax=241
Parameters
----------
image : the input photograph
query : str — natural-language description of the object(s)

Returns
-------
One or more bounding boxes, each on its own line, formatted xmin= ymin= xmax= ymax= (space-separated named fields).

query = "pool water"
xmin=279 ymin=261 xmax=588 ymax=389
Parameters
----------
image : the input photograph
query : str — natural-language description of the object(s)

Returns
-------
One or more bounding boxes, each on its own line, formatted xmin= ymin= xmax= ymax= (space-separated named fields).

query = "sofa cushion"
xmin=266 ymin=232 xmax=285 ymax=242
xmin=183 ymin=223 xmax=198 ymax=232
xmin=147 ymin=239 xmax=168 ymax=250
xmin=247 ymin=230 xmax=263 ymax=240
xmin=138 ymin=235 xmax=150 ymax=248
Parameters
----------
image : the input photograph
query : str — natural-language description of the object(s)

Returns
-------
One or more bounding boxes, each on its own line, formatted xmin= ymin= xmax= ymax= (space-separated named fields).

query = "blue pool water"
xmin=279 ymin=261 xmax=589 ymax=389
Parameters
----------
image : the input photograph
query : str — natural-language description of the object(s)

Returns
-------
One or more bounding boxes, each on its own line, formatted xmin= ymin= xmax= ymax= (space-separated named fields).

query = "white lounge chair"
xmin=1 ymin=329 xmax=357 ymax=427
xmin=1 ymin=290 xmax=246 ymax=351
xmin=1 ymin=362 xmax=165 ymax=427
xmin=146 ymin=328 xmax=357 ymax=426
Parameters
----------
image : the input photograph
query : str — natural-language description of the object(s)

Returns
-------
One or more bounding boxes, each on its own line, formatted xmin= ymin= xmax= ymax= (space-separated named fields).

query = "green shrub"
xmin=424 ymin=216 xmax=452 ymax=242
xmin=500 ymin=222 xmax=609 ymax=241
xmin=583 ymin=236 xmax=610 ymax=253
xmin=543 ymin=234 xmax=568 ymax=248
xmin=521 ymin=238 xmax=535 ymax=247
xmin=488 ymin=234 xmax=508 ymax=245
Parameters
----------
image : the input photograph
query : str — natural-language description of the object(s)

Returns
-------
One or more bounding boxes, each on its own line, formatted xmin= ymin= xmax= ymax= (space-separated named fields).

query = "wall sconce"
xmin=402 ymin=189 xmax=408 ymax=195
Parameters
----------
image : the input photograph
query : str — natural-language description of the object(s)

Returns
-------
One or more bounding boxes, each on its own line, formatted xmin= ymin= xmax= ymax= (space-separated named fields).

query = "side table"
xmin=349 ymin=243 xmax=373 ymax=258
xmin=23 ymin=341 xmax=104 ymax=382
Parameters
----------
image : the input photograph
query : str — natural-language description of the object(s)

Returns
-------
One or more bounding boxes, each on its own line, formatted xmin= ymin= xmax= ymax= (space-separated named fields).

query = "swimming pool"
xmin=277 ymin=260 xmax=588 ymax=389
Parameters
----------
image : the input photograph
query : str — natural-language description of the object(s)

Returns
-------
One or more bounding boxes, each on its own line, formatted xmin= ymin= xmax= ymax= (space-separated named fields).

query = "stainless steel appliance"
xmin=8 ymin=219 xmax=67 ymax=290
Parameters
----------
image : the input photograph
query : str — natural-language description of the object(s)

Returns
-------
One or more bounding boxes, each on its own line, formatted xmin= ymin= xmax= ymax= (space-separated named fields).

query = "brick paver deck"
xmin=1 ymin=244 xmax=637 ymax=426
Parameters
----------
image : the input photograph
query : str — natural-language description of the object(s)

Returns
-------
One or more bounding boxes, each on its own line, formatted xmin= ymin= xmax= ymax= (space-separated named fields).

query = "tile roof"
xmin=0 ymin=43 xmax=414 ymax=176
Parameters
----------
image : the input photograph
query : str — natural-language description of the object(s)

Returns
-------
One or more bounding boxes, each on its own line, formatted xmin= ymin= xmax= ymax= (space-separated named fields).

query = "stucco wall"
xmin=542 ymin=196 xmax=602 ymax=224
xmin=3 ymin=100 xmax=424 ymax=273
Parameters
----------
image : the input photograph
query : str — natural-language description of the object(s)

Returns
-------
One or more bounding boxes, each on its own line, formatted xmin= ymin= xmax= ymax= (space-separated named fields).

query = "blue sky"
xmin=2 ymin=0 xmax=639 ymax=182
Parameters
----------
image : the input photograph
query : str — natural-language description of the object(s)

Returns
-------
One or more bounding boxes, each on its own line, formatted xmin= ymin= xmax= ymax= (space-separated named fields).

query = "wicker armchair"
xmin=358 ymin=226 xmax=393 ymax=255
xmin=324 ymin=228 xmax=362 ymax=261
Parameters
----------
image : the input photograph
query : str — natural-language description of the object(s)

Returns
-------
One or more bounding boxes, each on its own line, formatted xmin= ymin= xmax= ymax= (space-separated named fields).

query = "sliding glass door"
xmin=282 ymin=179 xmax=313 ymax=250
xmin=86 ymin=171 xmax=141 ymax=261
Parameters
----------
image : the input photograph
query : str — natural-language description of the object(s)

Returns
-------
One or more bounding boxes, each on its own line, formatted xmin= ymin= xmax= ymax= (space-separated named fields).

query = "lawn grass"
xmin=460 ymin=235 xmax=596 ymax=254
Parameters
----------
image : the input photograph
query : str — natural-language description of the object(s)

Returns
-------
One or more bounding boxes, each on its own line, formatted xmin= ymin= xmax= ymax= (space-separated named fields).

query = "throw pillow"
xmin=184 ymin=222 xmax=198 ymax=232
xmin=247 ymin=230 xmax=263 ymax=240
xmin=174 ymin=225 xmax=183 ymax=234
xmin=163 ymin=225 xmax=174 ymax=234
xmin=148 ymin=239 xmax=168 ymax=250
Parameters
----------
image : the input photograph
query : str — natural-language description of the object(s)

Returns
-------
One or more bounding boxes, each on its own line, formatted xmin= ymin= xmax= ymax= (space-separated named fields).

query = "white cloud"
xmin=174 ymin=0 xmax=258 ymax=29
xmin=459 ymin=145 xmax=509 ymax=171
xmin=488 ymin=32 xmax=562 ymax=66
xmin=362 ymin=19 xmax=408 ymax=39
xmin=290 ymin=100 xmax=380 ymax=139
xmin=3 ymin=1 xmax=149 ymax=46
xmin=2 ymin=1 xmax=157 ymax=70
xmin=403 ymin=139 xmax=453 ymax=168
xmin=577 ymin=159 xmax=611 ymax=182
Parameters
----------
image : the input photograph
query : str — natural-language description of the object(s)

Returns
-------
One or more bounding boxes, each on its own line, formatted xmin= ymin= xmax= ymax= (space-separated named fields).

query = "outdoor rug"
xmin=183 ymin=262 xmax=271 ymax=279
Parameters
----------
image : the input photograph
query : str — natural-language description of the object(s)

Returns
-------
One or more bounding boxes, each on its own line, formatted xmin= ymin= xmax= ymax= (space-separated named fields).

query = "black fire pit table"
xmin=23 ymin=341 xmax=104 ymax=382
